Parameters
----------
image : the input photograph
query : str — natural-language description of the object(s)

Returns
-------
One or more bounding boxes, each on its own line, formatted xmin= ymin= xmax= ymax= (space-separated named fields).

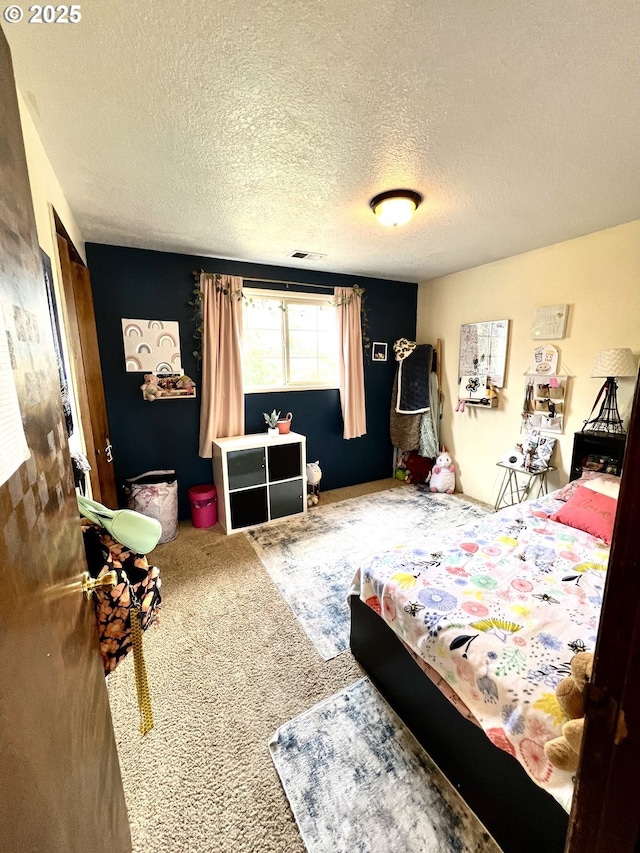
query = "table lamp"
xmin=582 ymin=347 xmax=637 ymax=433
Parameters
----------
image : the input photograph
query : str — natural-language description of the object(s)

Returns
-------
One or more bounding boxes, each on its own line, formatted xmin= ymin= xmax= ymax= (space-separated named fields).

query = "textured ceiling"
xmin=5 ymin=0 xmax=640 ymax=282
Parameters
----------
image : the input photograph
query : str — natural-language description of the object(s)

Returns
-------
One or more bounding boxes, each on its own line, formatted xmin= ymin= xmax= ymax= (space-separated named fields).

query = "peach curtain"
xmin=198 ymin=273 xmax=244 ymax=457
xmin=335 ymin=286 xmax=367 ymax=439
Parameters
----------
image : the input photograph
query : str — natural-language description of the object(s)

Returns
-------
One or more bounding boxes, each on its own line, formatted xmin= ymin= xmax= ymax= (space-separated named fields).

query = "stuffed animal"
xmin=176 ymin=375 xmax=196 ymax=393
xmin=429 ymin=451 xmax=456 ymax=494
xmin=141 ymin=373 xmax=163 ymax=401
xmin=545 ymin=651 xmax=628 ymax=773
xmin=306 ymin=461 xmax=322 ymax=507
xmin=544 ymin=652 xmax=593 ymax=772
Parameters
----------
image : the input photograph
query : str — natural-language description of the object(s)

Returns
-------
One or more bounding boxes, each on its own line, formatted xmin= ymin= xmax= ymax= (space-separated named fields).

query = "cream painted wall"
xmin=18 ymin=90 xmax=87 ymax=455
xmin=18 ymin=91 xmax=85 ymax=262
xmin=417 ymin=221 xmax=640 ymax=507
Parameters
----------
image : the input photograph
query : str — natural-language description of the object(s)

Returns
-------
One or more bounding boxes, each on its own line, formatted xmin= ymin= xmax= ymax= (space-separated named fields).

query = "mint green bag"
xmin=77 ymin=495 xmax=162 ymax=554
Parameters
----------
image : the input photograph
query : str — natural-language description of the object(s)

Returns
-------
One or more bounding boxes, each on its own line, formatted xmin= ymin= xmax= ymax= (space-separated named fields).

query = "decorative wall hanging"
xmin=457 ymin=375 xmax=498 ymax=409
xmin=528 ymin=344 xmax=559 ymax=375
xmin=122 ymin=318 xmax=182 ymax=373
xmin=531 ymin=304 xmax=569 ymax=340
xmin=458 ymin=319 xmax=509 ymax=387
xmin=522 ymin=345 xmax=569 ymax=434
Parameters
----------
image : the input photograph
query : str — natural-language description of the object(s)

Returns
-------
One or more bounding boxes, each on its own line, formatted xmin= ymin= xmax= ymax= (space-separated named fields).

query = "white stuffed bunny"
xmin=429 ymin=451 xmax=456 ymax=494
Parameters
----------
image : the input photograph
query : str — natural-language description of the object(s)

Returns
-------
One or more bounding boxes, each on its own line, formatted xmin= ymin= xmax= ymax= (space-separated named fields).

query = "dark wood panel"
xmin=69 ymin=257 xmax=118 ymax=506
xmin=0 ymin=28 xmax=130 ymax=853
xmin=57 ymin=231 xmax=101 ymax=499
xmin=567 ymin=375 xmax=640 ymax=852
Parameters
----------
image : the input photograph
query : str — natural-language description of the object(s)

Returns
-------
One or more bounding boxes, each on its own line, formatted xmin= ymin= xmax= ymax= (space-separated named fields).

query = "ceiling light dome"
xmin=369 ymin=189 xmax=423 ymax=227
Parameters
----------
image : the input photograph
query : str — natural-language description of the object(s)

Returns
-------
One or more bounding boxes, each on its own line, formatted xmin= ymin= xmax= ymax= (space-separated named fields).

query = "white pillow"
xmin=582 ymin=477 xmax=620 ymax=500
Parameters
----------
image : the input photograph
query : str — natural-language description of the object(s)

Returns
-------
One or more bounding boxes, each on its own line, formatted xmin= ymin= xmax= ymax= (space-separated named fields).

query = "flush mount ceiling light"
xmin=369 ymin=189 xmax=423 ymax=227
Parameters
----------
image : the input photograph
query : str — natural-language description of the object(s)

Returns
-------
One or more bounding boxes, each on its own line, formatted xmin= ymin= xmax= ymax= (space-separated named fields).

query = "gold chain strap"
xmin=130 ymin=606 xmax=154 ymax=736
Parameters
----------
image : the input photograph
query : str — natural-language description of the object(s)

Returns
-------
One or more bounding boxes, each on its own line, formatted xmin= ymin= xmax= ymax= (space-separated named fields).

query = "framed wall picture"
xmin=459 ymin=319 xmax=510 ymax=387
xmin=122 ymin=318 xmax=182 ymax=372
xmin=372 ymin=342 xmax=388 ymax=362
xmin=531 ymin=304 xmax=569 ymax=340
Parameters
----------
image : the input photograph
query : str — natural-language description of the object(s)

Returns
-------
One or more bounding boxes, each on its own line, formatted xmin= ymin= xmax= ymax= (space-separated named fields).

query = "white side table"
xmin=494 ymin=463 xmax=555 ymax=511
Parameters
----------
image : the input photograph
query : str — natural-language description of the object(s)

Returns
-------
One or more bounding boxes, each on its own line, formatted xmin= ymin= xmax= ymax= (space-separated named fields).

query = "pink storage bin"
xmin=188 ymin=485 xmax=217 ymax=528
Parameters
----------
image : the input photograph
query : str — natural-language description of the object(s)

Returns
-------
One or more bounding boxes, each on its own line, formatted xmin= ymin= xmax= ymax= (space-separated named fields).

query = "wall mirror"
xmin=459 ymin=319 xmax=510 ymax=388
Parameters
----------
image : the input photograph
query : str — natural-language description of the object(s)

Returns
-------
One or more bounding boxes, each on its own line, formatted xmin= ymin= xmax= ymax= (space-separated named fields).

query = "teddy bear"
xmin=544 ymin=652 xmax=627 ymax=772
xmin=544 ymin=651 xmax=593 ymax=772
xmin=429 ymin=450 xmax=456 ymax=494
xmin=141 ymin=373 xmax=164 ymax=401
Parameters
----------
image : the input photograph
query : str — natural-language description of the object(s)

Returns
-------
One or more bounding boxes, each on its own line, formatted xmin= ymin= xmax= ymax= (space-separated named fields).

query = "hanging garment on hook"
xmin=395 ymin=344 xmax=434 ymax=414
xmin=393 ymin=338 xmax=417 ymax=361
xmin=390 ymin=373 xmax=421 ymax=450
xmin=418 ymin=411 xmax=439 ymax=458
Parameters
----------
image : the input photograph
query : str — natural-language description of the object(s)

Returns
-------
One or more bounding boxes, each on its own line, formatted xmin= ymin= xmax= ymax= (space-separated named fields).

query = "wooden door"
xmin=56 ymin=227 xmax=118 ymax=507
xmin=566 ymin=373 xmax=640 ymax=852
xmin=0 ymin=29 xmax=131 ymax=853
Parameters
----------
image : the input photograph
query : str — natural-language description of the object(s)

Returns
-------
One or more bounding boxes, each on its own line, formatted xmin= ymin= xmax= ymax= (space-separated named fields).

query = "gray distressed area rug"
xmin=269 ymin=677 xmax=500 ymax=853
xmin=247 ymin=487 xmax=490 ymax=659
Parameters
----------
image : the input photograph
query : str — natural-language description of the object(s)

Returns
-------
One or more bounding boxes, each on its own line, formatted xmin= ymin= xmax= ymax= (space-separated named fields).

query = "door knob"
xmin=81 ymin=570 xmax=117 ymax=599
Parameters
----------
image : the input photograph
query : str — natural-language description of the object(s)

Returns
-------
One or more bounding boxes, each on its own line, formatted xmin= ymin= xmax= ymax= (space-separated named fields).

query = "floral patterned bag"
xmin=82 ymin=521 xmax=162 ymax=670
xmin=81 ymin=521 xmax=161 ymax=733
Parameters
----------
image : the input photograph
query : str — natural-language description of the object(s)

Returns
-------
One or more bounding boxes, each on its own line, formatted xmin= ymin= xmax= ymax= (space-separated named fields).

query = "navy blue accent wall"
xmin=86 ymin=243 xmax=417 ymax=518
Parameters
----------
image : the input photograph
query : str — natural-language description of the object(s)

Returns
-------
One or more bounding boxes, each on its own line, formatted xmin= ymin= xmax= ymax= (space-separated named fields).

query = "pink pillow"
xmin=555 ymin=472 xmax=621 ymax=502
xmin=550 ymin=485 xmax=617 ymax=544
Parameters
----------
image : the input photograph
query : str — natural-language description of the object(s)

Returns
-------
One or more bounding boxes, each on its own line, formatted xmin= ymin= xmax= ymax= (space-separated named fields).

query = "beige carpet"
xmin=107 ymin=479 xmax=404 ymax=853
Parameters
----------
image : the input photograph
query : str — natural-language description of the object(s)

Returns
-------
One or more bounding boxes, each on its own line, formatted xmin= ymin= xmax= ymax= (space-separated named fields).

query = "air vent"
xmin=287 ymin=250 xmax=326 ymax=261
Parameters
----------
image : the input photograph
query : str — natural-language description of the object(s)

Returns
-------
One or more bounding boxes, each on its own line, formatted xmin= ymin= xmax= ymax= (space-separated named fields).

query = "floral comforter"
xmin=351 ymin=493 xmax=609 ymax=811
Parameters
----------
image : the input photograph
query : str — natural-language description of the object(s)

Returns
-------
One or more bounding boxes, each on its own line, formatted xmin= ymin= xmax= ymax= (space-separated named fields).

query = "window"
xmin=242 ymin=289 xmax=339 ymax=392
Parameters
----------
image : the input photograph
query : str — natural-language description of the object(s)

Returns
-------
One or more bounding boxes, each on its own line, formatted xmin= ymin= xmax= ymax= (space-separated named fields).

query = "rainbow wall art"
xmin=121 ymin=318 xmax=182 ymax=373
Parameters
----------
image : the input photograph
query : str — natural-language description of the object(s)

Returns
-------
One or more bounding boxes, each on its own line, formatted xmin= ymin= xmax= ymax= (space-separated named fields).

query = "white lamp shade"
xmin=372 ymin=196 xmax=417 ymax=227
xmin=591 ymin=347 xmax=637 ymax=378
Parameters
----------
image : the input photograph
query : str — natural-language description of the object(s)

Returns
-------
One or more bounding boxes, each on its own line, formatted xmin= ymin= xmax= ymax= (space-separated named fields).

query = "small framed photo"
xmin=372 ymin=342 xmax=388 ymax=362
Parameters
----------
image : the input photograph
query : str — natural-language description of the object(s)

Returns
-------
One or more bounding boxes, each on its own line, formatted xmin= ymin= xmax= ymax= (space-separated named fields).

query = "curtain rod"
xmin=192 ymin=269 xmax=339 ymax=291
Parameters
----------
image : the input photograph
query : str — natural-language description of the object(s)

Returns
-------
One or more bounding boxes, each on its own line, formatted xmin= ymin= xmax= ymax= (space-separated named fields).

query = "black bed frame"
xmin=349 ymin=594 xmax=569 ymax=853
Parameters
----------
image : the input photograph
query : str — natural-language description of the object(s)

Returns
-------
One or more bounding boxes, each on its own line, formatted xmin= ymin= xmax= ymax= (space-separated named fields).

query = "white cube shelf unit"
xmin=212 ymin=432 xmax=307 ymax=534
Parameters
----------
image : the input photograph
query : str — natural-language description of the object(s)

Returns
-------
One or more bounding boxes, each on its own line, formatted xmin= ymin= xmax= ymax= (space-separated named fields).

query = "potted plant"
xmin=276 ymin=412 xmax=293 ymax=434
xmin=263 ymin=409 xmax=280 ymax=436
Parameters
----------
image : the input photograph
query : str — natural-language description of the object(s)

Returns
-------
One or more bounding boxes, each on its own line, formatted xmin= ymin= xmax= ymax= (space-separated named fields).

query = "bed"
xmin=349 ymin=477 xmax=618 ymax=853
